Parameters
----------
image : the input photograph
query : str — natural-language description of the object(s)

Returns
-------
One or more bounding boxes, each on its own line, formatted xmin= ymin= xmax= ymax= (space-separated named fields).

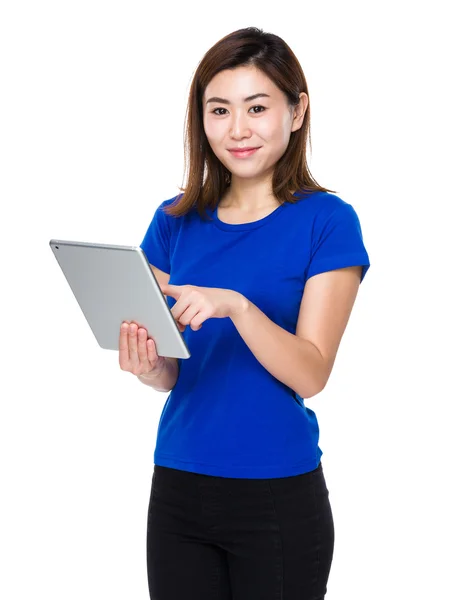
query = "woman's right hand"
xmin=119 ymin=321 xmax=166 ymax=376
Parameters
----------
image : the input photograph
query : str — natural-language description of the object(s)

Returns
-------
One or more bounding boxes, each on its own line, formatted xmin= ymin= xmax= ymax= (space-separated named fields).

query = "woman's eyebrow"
xmin=205 ymin=93 xmax=271 ymax=105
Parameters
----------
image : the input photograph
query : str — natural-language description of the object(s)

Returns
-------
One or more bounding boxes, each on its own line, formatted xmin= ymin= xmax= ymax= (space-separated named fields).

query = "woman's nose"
xmin=230 ymin=112 xmax=252 ymax=138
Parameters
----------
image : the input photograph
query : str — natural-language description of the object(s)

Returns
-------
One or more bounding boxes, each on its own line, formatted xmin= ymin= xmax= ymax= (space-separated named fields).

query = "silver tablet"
xmin=49 ymin=239 xmax=191 ymax=358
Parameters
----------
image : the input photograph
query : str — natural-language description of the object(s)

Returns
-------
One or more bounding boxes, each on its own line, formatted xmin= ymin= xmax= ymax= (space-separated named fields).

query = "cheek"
xmin=253 ymin=130 xmax=281 ymax=154
xmin=203 ymin=116 xmax=224 ymax=143
xmin=264 ymin=114 xmax=293 ymax=147
xmin=203 ymin=117 xmax=212 ymax=140
xmin=255 ymin=114 xmax=285 ymax=141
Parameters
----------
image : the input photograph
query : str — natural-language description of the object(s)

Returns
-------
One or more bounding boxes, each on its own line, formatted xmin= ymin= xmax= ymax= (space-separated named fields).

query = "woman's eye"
xmin=212 ymin=105 xmax=266 ymax=115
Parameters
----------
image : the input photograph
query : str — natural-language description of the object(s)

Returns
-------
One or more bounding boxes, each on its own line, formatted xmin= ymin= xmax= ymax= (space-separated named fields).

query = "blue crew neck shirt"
xmin=140 ymin=190 xmax=370 ymax=479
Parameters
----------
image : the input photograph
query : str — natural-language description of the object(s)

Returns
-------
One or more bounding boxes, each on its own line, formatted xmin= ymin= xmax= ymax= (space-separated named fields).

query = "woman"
xmin=120 ymin=27 xmax=370 ymax=600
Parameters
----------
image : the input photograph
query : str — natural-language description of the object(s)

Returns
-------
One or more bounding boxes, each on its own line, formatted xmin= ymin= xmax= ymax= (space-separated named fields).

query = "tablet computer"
xmin=49 ymin=239 xmax=191 ymax=358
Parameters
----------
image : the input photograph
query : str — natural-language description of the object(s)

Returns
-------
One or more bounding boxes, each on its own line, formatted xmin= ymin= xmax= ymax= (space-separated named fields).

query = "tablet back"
xmin=49 ymin=239 xmax=190 ymax=358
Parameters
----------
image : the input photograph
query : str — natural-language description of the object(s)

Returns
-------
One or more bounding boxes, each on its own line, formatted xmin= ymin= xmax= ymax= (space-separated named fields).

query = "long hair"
xmin=162 ymin=26 xmax=336 ymax=221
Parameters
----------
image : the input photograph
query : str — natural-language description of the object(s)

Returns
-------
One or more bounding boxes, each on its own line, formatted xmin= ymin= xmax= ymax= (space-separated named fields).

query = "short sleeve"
xmin=139 ymin=201 xmax=171 ymax=273
xmin=305 ymin=203 xmax=370 ymax=283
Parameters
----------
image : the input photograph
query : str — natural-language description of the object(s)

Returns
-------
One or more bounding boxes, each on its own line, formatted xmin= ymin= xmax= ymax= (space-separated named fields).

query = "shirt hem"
xmin=153 ymin=451 xmax=323 ymax=479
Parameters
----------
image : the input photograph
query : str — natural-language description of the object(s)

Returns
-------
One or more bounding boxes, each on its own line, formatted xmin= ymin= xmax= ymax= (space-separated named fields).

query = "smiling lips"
xmin=228 ymin=147 xmax=261 ymax=158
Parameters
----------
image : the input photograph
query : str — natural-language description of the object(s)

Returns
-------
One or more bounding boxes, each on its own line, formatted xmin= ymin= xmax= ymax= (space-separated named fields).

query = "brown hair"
xmin=162 ymin=26 xmax=336 ymax=221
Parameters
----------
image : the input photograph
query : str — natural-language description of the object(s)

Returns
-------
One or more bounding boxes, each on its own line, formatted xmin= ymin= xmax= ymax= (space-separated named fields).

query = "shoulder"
xmin=154 ymin=194 xmax=186 ymax=228
xmin=159 ymin=193 xmax=184 ymax=211
xmin=291 ymin=191 xmax=357 ymax=226
xmin=295 ymin=190 xmax=351 ymax=213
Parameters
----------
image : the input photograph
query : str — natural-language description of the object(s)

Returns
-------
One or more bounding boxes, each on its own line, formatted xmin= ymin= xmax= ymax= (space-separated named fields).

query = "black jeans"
xmin=146 ymin=461 xmax=334 ymax=600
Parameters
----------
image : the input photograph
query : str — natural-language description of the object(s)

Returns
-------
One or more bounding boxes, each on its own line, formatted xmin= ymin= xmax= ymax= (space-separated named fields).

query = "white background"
xmin=1 ymin=1 xmax=463 ymax=599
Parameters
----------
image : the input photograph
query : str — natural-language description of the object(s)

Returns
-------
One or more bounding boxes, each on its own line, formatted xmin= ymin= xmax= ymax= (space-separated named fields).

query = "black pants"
xmin=146 ymin=460 xmax=334 ymax=599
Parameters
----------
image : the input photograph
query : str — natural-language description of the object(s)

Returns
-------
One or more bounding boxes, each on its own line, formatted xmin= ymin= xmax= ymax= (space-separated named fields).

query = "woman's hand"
xmin=160 ymin=283 xmax=248 ymax=332
xmin=119 ymin=322 xmax=166 ymax=376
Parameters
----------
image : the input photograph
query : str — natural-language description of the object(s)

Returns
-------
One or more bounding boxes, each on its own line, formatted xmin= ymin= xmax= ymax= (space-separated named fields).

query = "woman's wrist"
xmin=136 ymin=357 xmax=179 ymax=392
xmin=137 ymin=357 xmax=167 ymax=381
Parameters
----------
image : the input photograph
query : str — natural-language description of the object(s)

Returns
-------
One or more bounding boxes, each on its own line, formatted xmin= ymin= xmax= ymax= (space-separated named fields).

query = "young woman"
xmin=119 ymin=26 xmax=370 ymax=600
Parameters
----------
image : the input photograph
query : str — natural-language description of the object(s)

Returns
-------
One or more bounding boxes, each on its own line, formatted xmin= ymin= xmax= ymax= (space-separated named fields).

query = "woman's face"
xmin=202 ymin=65 xmax=306 ymax=182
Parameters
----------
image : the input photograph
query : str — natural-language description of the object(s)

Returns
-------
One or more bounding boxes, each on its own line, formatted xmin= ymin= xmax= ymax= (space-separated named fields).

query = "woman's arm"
xmin=230 ymin=266 xmax=363 ymax=398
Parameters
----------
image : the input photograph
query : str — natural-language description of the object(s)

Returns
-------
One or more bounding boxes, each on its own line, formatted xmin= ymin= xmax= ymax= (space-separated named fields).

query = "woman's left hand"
xmin=159 ymin=283 xmax=247 ymax=332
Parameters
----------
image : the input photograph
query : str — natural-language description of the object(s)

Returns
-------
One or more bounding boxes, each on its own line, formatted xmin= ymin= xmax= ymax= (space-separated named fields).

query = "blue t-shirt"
xmin=140 ymin=190 xmax=370 ymax=479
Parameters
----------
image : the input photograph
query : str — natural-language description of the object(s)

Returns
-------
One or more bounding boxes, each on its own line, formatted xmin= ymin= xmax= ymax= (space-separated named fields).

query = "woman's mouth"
xmin=228 ymin=147 xmax=261 ymax=158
